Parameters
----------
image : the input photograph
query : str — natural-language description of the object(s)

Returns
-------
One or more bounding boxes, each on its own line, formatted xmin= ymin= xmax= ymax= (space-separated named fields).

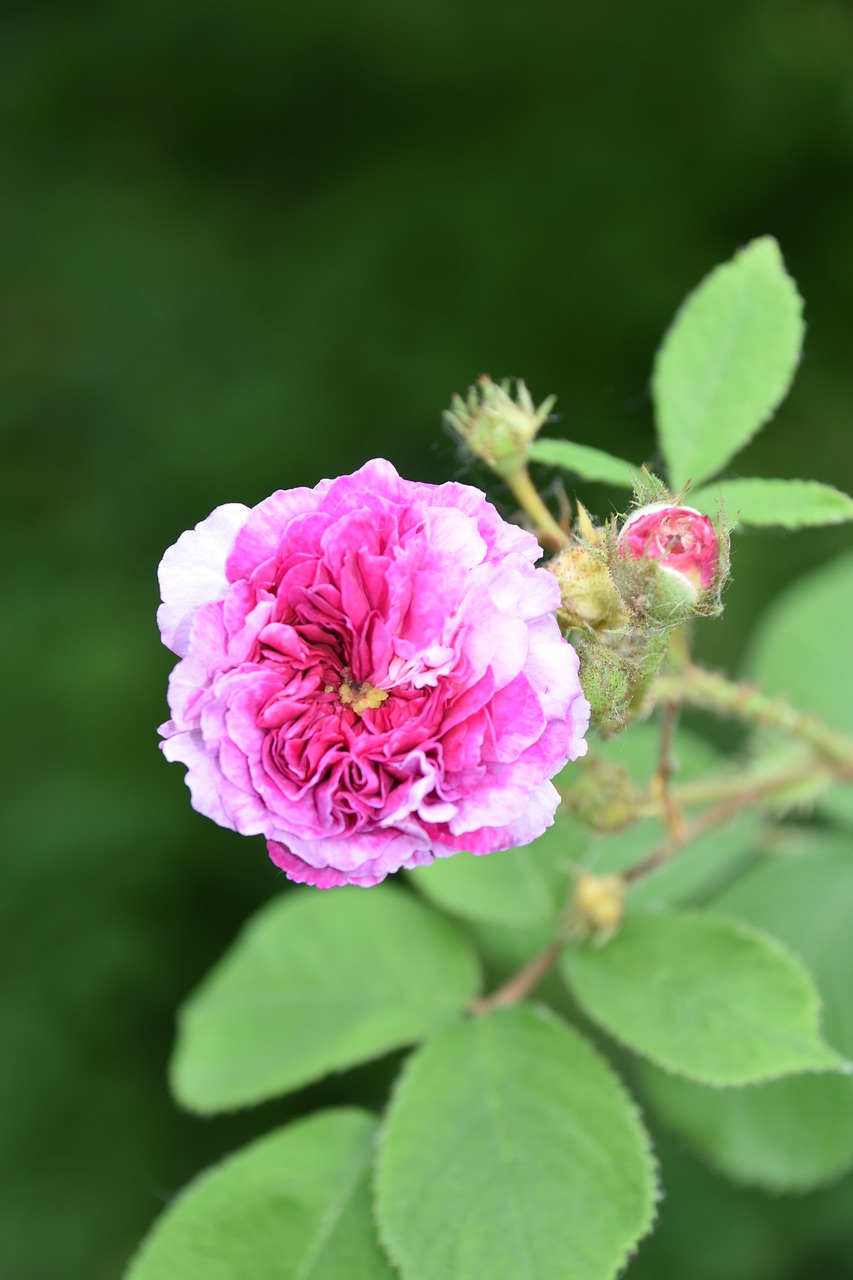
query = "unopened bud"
xmin=619 ymin=503 xmax=718 ymax=593
xmin=444 ymin=376 xmax=555 ymax=479
xmin=572 ymin=871 xmax=626 ymax=942
xmin=548 ymin=545 xmax=624 ymax=631
xmin=613 ymin=502 xmax=727 ymax=626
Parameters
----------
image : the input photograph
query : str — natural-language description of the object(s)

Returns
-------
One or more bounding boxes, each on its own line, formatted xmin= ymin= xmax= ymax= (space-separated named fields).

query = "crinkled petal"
xmin=158 ymin=503 xmax=249 ymax=656
xmin=158 ymin=460 xmax=589 ymax=887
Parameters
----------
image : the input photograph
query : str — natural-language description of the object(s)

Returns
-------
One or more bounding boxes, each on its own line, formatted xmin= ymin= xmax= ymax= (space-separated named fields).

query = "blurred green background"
xmin=4 ymin=1 xmax=853 ymax=1276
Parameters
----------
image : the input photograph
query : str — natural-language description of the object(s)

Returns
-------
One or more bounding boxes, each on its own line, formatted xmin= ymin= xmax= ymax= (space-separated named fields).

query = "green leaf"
xmin=653 ymin=237 xmax=804 ymax=490
xmin=125 ymin=1109 xmax=394 ymax=1280
xmin=376 ymin=1006 xmax=657 ymax=1280
xmin=406 ymin=814 xmax=583 ymax=927
xmin=748 ymin=550 xmax=853 ymax=730
xmin=529 ymin=438 xmax=638 ymax=487
xmin=171 ymin=886 xmax=480 ymax=1113
xmin=640 ymin=834 xmax=853 ymax=1192
xmin=748 ymin=549 xmax=853 ymax=824
xmin=689 ymin=478 xmax=853 ymax=529
xmin=642 ymin=1059 xmax=853 ymax=1197
xmin=561 ymin=910 xmax=844 ymax=1085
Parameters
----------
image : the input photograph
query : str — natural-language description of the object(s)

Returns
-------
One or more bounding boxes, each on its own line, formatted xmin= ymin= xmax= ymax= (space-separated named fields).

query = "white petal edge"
xmin=157 ymin=503 xmax=250 ymax=656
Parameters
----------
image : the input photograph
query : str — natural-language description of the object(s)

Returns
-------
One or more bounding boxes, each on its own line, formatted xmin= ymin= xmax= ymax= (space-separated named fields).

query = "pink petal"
xmin=158 ymin=503 xmax=249 ymax=656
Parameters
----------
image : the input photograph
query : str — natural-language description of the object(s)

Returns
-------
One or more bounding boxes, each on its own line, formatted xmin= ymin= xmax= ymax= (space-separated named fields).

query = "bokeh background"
xmin=5 ymin=1 xmax=853 ymax=1276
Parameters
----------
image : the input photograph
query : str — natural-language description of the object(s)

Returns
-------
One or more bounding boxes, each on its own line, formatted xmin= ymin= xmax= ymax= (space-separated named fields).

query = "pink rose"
xmin=158 ymin=460 xmax=589 ymax=887
xmin=618 ymin=503 xmax=719 ymax=594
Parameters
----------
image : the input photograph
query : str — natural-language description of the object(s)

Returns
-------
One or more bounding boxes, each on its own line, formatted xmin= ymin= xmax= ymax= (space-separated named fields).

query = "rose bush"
xmin=158 ymin=459 xmax=589 ymax=886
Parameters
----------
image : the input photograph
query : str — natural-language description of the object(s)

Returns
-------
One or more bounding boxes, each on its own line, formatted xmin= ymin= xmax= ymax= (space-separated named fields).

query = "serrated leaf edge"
xmin=653 ymin=236 xmax=805 ymax=490
xmin=169 ymin=893 xmax=483 ymax=1115
xmin=690 ymin=478 xmax=853 ymax=529
xmin=372 ymin=1005 xmax=662 ymax=1280
xmin=560 ymin=911 xmax=847 ymax=1088
xmin=124 ymin=1108 xmax=381 ymax=1280
xmin=639 ymin=1063 xmax=853 ymax=1197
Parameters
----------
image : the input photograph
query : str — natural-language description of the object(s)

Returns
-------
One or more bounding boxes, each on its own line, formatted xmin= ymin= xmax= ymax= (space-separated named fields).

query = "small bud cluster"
xmin=547 ymin=474 xmax=730 ymax=733
xmin=444 ymin=376 xmax=554 ymax=479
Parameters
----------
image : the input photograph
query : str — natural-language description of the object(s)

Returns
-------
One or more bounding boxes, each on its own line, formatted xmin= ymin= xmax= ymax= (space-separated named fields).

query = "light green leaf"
xmin=375 ymin=1006 xmax=657 ymax=1280
xmin=171 ymin=886 xmax=479 ymax=1113
xmin=654 ymin=237 xmax=804 ymax=490
xmin=561 ymin=910 xmax=844 ymax=1085
xmin=529 ymin=438 xmax=638 ymax=487
xmin=640 ymin=835 xmax=853 ymax=1190
xmin=125 ymin=1109 xmax=393 ymax=1280
xmin=748 ymin=550 xmax=853 ymax=728
xmin=406 ymin=814 xmax=584 ymax=926
xmin=748 ymin=549 xmax=853 ymax=824
xmin=690 ymin=478 xmax=853 ymax=529
xmin=641 ymin=1065 xmax=853 ymax=1197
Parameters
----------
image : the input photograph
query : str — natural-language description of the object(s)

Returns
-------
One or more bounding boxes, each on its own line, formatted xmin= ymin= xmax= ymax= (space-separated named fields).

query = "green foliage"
xmin=653 ymin=237 xmax=804 ymax=490
xmin=689 ymin=478 xmax=853 ymax=529
xmin=529 ymin=438 xmax=637 ymax=487
xmin=171 ymin=887 xmax=479 ymax=1113
xmin=375 ymin=1006 xmax=658 ymax=1280
xmin=640 ymin=835 xmax=853 ymax=1191
xmin=562 ymin=911 xmax=843 ymax=1085
xmin=119 ymin=240 xmax=853 ymax=1277
xmin=748 ymin=550 xmax=853 ymax=728
xmin=576 ymin=721 xmax=761 ymax=909
xmin=125 ymin=1109 xmax=393 ymax=1280
xmin=748 ymin=549 xmax=853 ymax=823
xmin=407 ymin=813 xmax=583 ymax=927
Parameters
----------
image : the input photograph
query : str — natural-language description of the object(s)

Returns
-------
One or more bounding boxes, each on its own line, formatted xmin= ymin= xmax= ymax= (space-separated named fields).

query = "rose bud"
xmin=614 ymin=502 xmax=726 ymax=625
xmin=547 ymin=544 xmax=625 ymax=632
xmin=620 ymin=503 xmax=718 ymax=591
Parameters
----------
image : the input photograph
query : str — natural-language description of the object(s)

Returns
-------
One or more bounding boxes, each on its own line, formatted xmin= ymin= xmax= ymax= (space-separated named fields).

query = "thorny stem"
xmin=622 ymin=792 xmax=771 ymax=884
xmin=653 ymin=664 xmax=853 ymax=776
xmin=468 ymin=750 xmax=838 ymax=1008
xmin=504 ymin=467 xmax=569 ymax=549
xmin=669 ymin=758 xmax=831 ymax=810
xmin=467 ymin=487 xmax=853 ymax=998
xmin=652 ymin=701 xmax=686 ymax=841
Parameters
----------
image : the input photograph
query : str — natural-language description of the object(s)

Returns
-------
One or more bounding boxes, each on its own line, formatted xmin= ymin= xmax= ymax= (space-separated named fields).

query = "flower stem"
xmin=621 ymin=792 xmax=758 ymax=884
xmin=622 ymin=756 xmax=833 ymax=884
xmin=651 ymin=700 xmax=685 ymax=840
xmin=504 ymin=467 xmax=569 ymax=548
xmin=469 ymin=939 xmax=563 ymax=1014
xmin=653 ymin=664 xmax=853 ymax=776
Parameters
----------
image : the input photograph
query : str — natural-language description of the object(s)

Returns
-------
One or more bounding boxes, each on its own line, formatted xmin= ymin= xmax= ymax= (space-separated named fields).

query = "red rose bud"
xmin=619 ymin=503 xmax=719 ymax=596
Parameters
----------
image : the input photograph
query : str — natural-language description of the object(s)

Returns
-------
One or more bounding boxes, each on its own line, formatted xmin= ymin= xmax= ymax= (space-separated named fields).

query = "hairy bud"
xmin=612 ymin=502 xmax=728 ymax=626
xmin=548 ymin=545 xmax=624 ymax=631
xmin=444 ymin=376 xmax=555 ymax=479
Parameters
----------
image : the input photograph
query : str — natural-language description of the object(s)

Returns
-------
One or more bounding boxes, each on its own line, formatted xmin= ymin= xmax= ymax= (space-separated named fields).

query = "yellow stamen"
xmin=338 ymin=667 xmax=389 ymax=716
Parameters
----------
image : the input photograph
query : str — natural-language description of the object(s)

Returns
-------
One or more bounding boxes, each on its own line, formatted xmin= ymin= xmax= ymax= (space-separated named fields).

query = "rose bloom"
xmin=158 ymin=460 xmax=589 ymax=887
xmin=619 ymin=503 xmax=718 ymax=594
